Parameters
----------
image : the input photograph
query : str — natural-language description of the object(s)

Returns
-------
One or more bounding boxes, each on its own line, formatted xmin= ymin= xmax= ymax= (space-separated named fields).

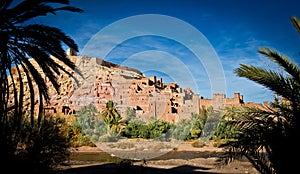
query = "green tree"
xmin=124 ymin=118 xmax=148 ymax=138
xmin=223 ymin=16 xmax=300 ymax=174
xmin=170 ymin=118 xmax=190 ymax=140
xmin=0 ymin=0 xmax=82 ymax=172
xmin=212 ymin=109 xmax=240 ymax=147
xmin=76 ymin=104 xmax=103 ymax=140
xmin=200 ymin=108 xmax=222 ymax=141
xmin=147 ymin=117 xmax=172 ymax=139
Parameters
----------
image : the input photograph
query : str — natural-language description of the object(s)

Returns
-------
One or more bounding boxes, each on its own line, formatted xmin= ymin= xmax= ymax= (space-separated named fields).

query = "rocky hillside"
xmin=8 ymin=54 xmax=144 ymax=117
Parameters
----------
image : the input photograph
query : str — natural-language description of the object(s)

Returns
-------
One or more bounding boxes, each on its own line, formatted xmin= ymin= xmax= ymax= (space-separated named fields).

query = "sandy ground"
xmin=57 ymin=141 xmax=259 ymax=174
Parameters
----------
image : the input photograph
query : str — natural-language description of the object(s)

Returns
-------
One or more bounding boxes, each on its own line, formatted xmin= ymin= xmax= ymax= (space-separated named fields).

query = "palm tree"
xmin=0 ymin=0 xmax=82 ymax=172
xmin=223 ymin=16 xmax=300 ymax=174
xmin=0 ymin=0 xmax=82 ymax=126
xmin=101 ymin=101 xmax=125 ymax=135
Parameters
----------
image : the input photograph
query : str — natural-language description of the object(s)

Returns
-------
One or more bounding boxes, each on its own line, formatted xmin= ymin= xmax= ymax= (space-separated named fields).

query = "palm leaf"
xmin=22 ymin=58 xmax=49 ymax=101
xmin=15 ymin=63 xmax=23 ymax=127
xmin=8 ymin=0 xmax=82 ymax=24
xmin=291 ymin=16 xmax=300 ymax=37
xmin=15 ymin=24 xmax=82 ymax=81
xmin=0 ymin=0 xmax=13 ymax=11
xmin=20 ymin=62 xmax=35 ymax=126
xmin=234 ymin=64 xmax=299 ymax=102
xmin=258 ymin=47 xmax=300 ymax=83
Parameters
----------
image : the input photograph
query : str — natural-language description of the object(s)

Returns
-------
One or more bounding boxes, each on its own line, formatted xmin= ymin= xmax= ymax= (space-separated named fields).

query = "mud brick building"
xmin=8 ymin=50 xmax=268 ymax=123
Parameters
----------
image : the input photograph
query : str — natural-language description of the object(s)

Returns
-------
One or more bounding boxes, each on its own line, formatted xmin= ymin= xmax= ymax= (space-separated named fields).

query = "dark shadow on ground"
xmin=56 ymin=163 xmax=218 ymax=174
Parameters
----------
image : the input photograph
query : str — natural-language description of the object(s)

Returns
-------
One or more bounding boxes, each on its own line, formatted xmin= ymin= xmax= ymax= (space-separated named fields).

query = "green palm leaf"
xmin=235 ymin=64 xmax=299 ymax=102
xmin=258 ymin=47 xmax=300 ymax=83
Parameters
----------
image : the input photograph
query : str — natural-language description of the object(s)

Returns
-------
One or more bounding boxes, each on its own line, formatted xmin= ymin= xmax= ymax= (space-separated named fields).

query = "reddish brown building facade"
xmin=8 ymin=52 xmax=269 ymax=123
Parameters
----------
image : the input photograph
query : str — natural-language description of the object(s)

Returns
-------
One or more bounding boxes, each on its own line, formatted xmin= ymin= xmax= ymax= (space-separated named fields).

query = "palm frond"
xmin=20 ymin=62 xmax=35 ymax=126
xmin=22 ymin=58 xmax=49 ymax=101
xmin=54 ymin=6 xmax=83 ymax=13
xmin=0 ymin=0 xmax=13 ymax=11
xmin=17 ymin=44 xmax=61 ymax=94
xmin=258 ymin=47 xmax=300 ymax=83
xmin=15 ymin=63 xmax=24 ymax=125
xmin=223 ymin=106 xmax=278 ymax=174
xmin=291 ymin=16 xmax=300 ymax=37
xmin=14 ymin=24 xmax=81 ymax=78
xmin=234 ymin=64 xmax=299 ymax=102
xmin=8 ymin=66 xmax=19 ymax=121
xmin=8 ymin=0 xmax=82 ymax=24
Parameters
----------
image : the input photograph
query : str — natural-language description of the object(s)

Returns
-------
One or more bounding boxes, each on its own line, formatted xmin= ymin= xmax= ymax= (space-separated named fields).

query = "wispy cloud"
xmin=123 ymin=50 xmax=200 ymax=91
xmin=214 ymin=30 xmax=276 ymax=103
xmin=74 ymin=22 xmax=103 ymax=51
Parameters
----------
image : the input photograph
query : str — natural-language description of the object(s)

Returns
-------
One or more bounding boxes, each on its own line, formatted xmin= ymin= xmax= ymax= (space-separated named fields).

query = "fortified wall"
xmin=199 ymin=92 xmax=269 ymax=111
xmin=8 ymin=51 xmax=269 ymax=123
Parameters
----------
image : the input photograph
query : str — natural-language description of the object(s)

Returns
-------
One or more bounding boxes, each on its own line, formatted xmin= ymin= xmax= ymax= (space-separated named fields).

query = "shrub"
xmin=98 ymin=132 xmax=119 ymax=142
xmin=0 ymin=114 xmax=71 ymax=173
xmin=191 ymin=139 xmax=206 ymax=148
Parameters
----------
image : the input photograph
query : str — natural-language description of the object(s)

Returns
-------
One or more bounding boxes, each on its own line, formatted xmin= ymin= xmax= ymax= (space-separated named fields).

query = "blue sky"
xmin=23 ymin=0 xmax=300 ymax=104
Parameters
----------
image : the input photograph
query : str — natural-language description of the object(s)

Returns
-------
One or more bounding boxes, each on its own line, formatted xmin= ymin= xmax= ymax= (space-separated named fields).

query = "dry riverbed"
xmin=57 ymin=141 xmax=259 ymax=174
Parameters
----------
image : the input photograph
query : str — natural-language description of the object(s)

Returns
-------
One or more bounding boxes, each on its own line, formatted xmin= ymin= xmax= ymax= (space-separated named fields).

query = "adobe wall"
xmin=8 ymin=55 xmax=271 ymax=124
